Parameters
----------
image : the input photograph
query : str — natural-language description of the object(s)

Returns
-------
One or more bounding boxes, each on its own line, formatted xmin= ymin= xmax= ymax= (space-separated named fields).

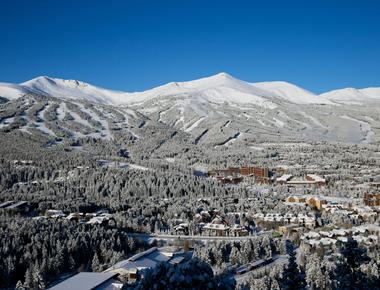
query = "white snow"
xmin=0 ymin=82 xmax=29 ymax=100
xmin=272 ymin=117 xmax=285 ymax=128
xmin=340 ymin=115 xmax=374 ymax=143
xmin=215 ymin=132 xmax=242 ymax=147
xmin=321 ymin=87 xmax=380 ymax=104
xmin=184 ymin=116 xmax=207 ymax=132
xmin=68 ymin=109 xmax=92 ymax=128
xmin=0 ymin=117 xmax=15 ymax=129
xmin=36 ymin=104 xmax=56 ymax=136
xmin=56 ymin=102 xmax=67 ymax=121
xmin=252 ymin=81 xmax=334 ymax=105
xmin=1 ymin=73 xmax=378 ymax=109
xmin=76 ymin=103 xmax=112 ymax=140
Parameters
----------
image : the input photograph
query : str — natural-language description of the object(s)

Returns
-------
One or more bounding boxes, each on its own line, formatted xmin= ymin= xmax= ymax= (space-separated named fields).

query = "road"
xmin=128 ymin=231 xmax=273 ymax=242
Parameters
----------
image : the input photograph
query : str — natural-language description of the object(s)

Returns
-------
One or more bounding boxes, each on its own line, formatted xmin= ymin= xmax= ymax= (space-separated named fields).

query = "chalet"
xmin=202 ymin=223 xmax=230 ymax=236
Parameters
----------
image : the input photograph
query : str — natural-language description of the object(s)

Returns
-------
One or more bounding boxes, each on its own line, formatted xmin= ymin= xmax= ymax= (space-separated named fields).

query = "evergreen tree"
xmin=91 ymin=253 xmax=101 ymax=272
xmin=23 ymin=268 xmax=33 ymax=289
xmin=15 ymin=280 xmax=25 ymax=290
xmin=334 ymin=239 xmax=373 ymax=290
xmin=279 ymin=240 xmax=305 ymax=290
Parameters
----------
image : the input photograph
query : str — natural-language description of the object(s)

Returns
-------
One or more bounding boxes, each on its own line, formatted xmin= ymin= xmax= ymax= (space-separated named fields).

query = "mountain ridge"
xmin=1 ymin=73 xmax=379 ymax=106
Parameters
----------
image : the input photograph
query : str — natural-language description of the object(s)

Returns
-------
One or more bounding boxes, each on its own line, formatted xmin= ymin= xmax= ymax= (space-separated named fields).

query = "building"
xmin=306 ymin=197 xmax=327 ymax=210
xmin=202 ymin=223 xmax=230 ymax=236
xmin=240 ymin=167 xmax=270 ymax=183
xmin=278 ymin=224 xmax=302 ymax=235
xmin=49 ymin=272 xmax=122 ymax=290
xmin=306 ymin=174 xmax=326 ymax=186
xmin=104 ymin=247 xmax=185 ymax=283
xmin=276 ymin=174 xmax=293 ymax=185
xmin=286 ymin=196 xmax=306 ymax=203
xmin=277 ymin=174 xmax=326 ymax=187
xmin=363 ymin=193 xmax=380 ymax=206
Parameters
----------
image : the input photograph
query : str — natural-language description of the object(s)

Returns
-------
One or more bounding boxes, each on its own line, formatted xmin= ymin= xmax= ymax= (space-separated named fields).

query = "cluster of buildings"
xmin=301 ymin=224 xmax=380 ymax=249
xmin=49 ymin=246 xmax=190 ymax=290
xmin=207 ymin=166 xmax=327 ymax=189
xmin=285 ymin=195 xmax=379 ymax=220
xmin=276 ymin=174 xmax=326 ymax=187
xmin=285 ymin=196 xmax=327 ymax=210
xmin=173 ymin=214 xmax=249 ymax=237
xmin=33 ymin=209 xmax=115 ymax=225
xmin=252 ymin=212 xmax=316 ymax=228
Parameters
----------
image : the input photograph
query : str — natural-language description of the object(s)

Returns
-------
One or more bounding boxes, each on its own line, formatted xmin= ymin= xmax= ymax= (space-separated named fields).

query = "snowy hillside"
xmin=1 ymin=73 xmax=380 ymax=144
xmin=252 ymin=81 xmax=333 ymax=105
xmin=1 ymin=73 xmax=379 ymax=107
xmin=0 ymin=82 xmax=30 ymax=100
xmin=321 ymin=87 xmax=380 ymax=104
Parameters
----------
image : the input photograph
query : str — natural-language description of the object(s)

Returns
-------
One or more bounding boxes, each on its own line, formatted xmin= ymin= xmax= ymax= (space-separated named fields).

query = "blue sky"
xmin=0 ymin=0 xmax=379 ymax=93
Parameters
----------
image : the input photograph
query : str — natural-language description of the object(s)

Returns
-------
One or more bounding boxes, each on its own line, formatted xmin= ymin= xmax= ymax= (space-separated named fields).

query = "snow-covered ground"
xmin=0 ymin=117 xmax=15 ymax=129
xmin=36 ymin=104 xmax=56 ymax=136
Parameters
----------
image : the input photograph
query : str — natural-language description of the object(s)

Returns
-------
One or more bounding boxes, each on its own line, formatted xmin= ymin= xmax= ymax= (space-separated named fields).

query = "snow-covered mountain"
xmin=1 ymin=73 xmax=379 ymax=106
xmin=252 ymin=81 xmax=333 ymax=105
xmin=1 ymin=73 xmax=380 ymax=145
xmin=0 ymin=72 xmax=348 ymax=106
xmin=320 ymin=87 xmax=380 ymax=104
xmin=0 ymin=76 xmax=131 ymax=104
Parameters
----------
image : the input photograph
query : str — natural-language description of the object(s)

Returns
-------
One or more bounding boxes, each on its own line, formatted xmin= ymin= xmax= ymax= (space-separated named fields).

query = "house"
xmin=286 ymin=196 xmax=306 ymax=203
xmin=230 ymin=224 xmax=249 ymax=237
xmin=66 ymin=213 xmax=83 ymax=221
xmin=174 ymin=223 xmax=189 ymax=235
xmin=49 ymin=272 xmax=122 ymax=290
xmin=276 ymin=174 xmax=293 ymax=185
xmin=306 ymin=197 xmax=327 ymax=210
xmin=202 ymin=223 xmax=230 ymax=236
xmin=46 ymin=209 xmax=65 ymax=218
xmin=278 ymin=224 xmax=301 ymax=235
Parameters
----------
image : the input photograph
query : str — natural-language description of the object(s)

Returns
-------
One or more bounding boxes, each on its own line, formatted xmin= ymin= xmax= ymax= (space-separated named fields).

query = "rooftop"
xmin=48 ymin=272 xmax=118 ymax=290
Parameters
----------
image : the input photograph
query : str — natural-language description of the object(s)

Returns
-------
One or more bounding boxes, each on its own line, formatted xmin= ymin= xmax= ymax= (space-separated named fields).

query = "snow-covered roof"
xmin=49 ymin=272 xmax=118 ymax=290
xmin=307 ymin=174 xmax=326 ymax=182
xmin=277 ymin=174 xmax=293 ymax=182
xmin=203 ymin=223 xmax=229 ymax=230
xmin=105 ymin=247 xmax=173 ymax=274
